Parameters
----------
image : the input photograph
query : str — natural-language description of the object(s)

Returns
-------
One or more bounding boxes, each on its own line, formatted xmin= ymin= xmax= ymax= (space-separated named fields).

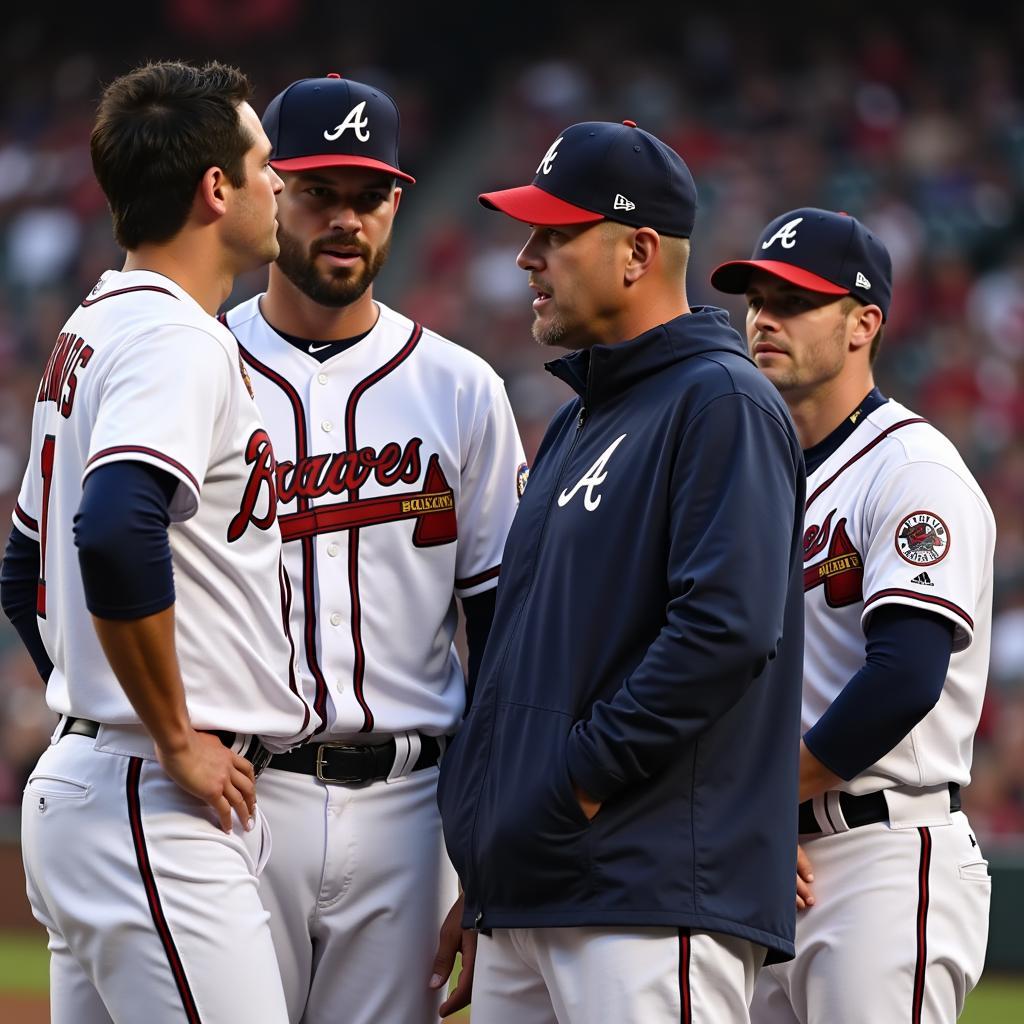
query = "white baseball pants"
xmin=750 ymin=811 xmax=990 ymax=1024
xmin=21 ymin=727 xmax=288 ymax=1023
xmin=256 ymin=761 xmax=458 ymax=1024
xmin=470 ymin=925 xmax=766 ymax=1024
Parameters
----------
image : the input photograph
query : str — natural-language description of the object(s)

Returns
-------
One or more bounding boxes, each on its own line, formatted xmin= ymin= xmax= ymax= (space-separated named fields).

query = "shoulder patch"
xmin=895 ymin=511 xmax=949 ymax=565
xmin=516 ymin=462 xmax=529 ymax=499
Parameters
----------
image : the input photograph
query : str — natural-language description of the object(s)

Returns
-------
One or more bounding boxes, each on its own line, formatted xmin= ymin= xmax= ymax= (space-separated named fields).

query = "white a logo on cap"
xmin=613 ymin=194 xmax=636 ymax=211
xmin=761 ymin=217 xmax=803 ymax=250
xmin=324 ymin=101 xmax=370 ymax=142
xmin=537 ymin=137 xmax=563 ymax=176
xmin=856 ymin=271 xmax=871 ymax=289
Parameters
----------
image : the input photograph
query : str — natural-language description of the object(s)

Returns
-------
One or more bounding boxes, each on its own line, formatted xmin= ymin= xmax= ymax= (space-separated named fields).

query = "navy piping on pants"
xmin=126 ymin=757 xmax=202 ymax=1023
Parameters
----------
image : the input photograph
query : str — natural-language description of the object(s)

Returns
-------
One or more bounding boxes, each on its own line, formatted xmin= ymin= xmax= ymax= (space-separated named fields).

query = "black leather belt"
xmin=58 ymin=717 xmax=272 ymax=778
xmin=270 ymin=735 xmax=444 ymax=785
xmin=798 ymin=783 xmax=961 ymax=835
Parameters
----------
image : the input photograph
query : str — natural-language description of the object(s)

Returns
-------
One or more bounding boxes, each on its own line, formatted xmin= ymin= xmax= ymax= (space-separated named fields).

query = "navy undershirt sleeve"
xmin=0 ymin=526 xmax=54 ymax=682
xmin=74 ymin=461 xmax=178 ymax=620
xmin=462 ymin=587 xmax=497 ymax=709
xmin=803 ymin=603 xmax=955 ymax=781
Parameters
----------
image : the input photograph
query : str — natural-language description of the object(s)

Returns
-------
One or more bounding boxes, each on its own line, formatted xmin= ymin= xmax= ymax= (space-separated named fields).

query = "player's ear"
xmin=392 ymin=186 xmax=403 ymax=215
xmin=848 ymin=303 xmax=883 ymax=356
xmin=195 ymin=166 xmax=230 ymax=222
xmin=624 ymin=226 xmax=659 ymax=285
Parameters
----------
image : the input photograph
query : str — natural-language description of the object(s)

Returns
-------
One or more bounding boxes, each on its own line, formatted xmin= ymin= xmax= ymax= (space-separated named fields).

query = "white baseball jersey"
xmin=13 ymin=269 xmax=315 ymax=748
xmin=223 ymin=297 xmax=526 ymax=738
xmin=801 ymin=397 xmax=995 ymax=793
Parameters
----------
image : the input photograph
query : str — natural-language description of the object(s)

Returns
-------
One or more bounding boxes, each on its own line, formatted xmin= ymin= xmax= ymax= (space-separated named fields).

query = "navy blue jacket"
xmin=437 ymin=307 xmax=806 ymax=961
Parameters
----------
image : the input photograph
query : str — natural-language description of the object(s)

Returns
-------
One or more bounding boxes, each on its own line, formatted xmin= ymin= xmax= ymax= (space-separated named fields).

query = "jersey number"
xmin=37 ymin=434 xmax=55 ymax=618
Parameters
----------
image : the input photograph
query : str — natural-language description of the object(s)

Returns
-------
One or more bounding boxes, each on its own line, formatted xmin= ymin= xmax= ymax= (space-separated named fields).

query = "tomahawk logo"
xmin=325 ymin=101 xmax=370 ymax=142
xmin=537 ymin=137 xmax=563 ymax=175
xmin=558 ymin=433 xmax=627 ymax=512
xmin=762 ymin=217 xmax=803 ymax=250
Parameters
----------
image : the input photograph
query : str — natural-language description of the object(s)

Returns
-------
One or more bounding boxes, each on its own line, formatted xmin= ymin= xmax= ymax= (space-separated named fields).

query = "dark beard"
xmin=275 ymin=226 xmax=391 ymax=308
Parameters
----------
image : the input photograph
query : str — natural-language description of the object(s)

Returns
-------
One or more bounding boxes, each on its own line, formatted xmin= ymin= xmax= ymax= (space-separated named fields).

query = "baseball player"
xmin=0 ymin=61 xmax=318 ymax=1023
xmin=220 ymin=75 xmax=525 ymax=1024
xmin=712 ymin=208 xmax=994 ymax=1023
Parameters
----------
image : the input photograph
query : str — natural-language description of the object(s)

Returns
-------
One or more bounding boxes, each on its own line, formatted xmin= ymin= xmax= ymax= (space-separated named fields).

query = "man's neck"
xmin=123 ymin=240 xmax=233 ymax=317
xmin=785 ymin=373 xmax=876 ymax=450
xmin=261 ymin=271 xmax=378 ymax=341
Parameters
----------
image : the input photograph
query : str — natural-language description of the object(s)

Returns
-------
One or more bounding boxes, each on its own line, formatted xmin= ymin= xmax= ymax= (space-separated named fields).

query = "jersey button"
xmin=321 ymin=420 xmax=333 ymax=432
xmin=317 ymin=373 xmax=328 ymax=385
xmin=330 ymin=612 xmax=342 ymax=626
xmin=327 ymin=543 xmax=339 ymax=557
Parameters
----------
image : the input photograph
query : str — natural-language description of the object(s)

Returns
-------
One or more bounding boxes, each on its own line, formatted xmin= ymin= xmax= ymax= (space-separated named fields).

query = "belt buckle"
xmin=315 ymin=743 xmax=372 ymax=785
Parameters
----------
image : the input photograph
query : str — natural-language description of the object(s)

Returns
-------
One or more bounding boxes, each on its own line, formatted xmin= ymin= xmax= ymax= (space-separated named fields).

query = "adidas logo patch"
xmin=910 ymin=571 xmax=934 ymax=587
xmin=613 ymin=194 xmax=636 ymax=211
xmin=856 ymin=271 xmax=871 ymax=289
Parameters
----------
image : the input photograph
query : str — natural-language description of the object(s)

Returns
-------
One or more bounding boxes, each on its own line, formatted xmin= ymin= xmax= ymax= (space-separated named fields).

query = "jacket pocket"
xmin=473 ymin=703 xmax=592 ymax=908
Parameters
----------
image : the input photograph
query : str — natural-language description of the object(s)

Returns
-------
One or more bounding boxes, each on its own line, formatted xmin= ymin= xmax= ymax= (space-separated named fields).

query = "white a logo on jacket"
xmin=558 ymin=433 xmax=627 ymax=512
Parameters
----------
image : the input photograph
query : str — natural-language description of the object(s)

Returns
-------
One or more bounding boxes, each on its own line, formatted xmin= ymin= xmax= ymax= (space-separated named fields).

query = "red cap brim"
xmin=710 ymin=259 xmax=849 ymax=296
xmin=479 ymin=184 xmax=603 ymax=226
xmin=270 ymin=154 xmax=415 ymax=184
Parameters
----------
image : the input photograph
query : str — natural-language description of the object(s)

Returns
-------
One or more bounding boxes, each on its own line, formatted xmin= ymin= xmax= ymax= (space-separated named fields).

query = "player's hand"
xmin=156 ymin=729 xmax=257 ymax=834
xmin=430 ymin=892 xmax=477 ymax=1018
xmin=796 ymin=843 xmax=815 ymax=911
xmin=573 ymin=781 xmax=601 ymax=821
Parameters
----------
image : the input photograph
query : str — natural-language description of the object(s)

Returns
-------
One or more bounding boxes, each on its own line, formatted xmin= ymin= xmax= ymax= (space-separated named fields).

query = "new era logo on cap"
xmin=262 ymin=73 xmax=415 ymax=183
xmin=710 ymin=207 xmax=892 ymax=319
xmin=478 ymin=120 xmax=697 ymax=238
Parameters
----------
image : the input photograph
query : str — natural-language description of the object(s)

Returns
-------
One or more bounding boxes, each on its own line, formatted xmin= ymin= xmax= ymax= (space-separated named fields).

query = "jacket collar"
xmin=544 ymin=306 xmax=748 ymax=407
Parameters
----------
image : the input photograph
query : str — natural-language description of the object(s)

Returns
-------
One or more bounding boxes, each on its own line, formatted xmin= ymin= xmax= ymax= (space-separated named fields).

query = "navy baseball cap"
xmin=262 ymin=73 xmax=415 ymax=183
xmin=711 ymin=208 xmax=892 ymax=318
xmin=479 ymin=120 xmax=697 ymax=238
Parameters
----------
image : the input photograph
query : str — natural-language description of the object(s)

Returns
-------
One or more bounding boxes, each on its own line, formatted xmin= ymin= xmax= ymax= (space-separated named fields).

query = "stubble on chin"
xmin=531 ymin=312 xmax=566 ymax=347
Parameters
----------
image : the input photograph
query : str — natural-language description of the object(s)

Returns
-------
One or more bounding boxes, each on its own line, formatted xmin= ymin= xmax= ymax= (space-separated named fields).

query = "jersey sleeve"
xmin=454 ymin=375 xmax=527 ymax=599
xmin=84 ymin=324 xmax=232 ymax=522
xmin=860 ymin=462 xmax=994 ymax=652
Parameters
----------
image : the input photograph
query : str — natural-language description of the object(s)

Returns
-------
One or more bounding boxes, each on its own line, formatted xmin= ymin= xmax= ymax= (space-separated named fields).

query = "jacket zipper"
xmin=468 ymin=397 xmax=589 ymax=930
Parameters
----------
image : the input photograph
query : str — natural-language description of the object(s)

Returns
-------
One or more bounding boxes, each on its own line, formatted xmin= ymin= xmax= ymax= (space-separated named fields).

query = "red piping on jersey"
xmin=912 ymin=827 xmax=932 ymax=1024
xmin=279 ymin=558 xmax=309 ymax=730
xmin=81 ymin=285 xmax=177 ymax=307
xmin=85 ymin=445 xmax=200 ymax=493
xmin=235 ymin=334 xmax=330 ymax=734
xmin=864 ymin=588 xmax=974 ymax=631
xmin=456 ymin=565 xmax=501 ymax=590
xmin=805 ymin=418 xmax=928 ymax=510
xmin=126 ymin=758 xmax=203 ymax=1023
xmin=343 ymin=322 xmax=423 ymax=732
xmin=14 ymin=502 xmax=38 ymax=533
xmin=678 ymin=930 xmax=691 ymax=1024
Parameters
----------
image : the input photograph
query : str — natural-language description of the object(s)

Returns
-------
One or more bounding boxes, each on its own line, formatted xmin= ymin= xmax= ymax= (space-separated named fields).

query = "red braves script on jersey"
xmin=223 ymin=297 xmax=525 ymax=738
xmin=800 ymin=397 xmax=994 ymax=796
xmin=15 ymin=270 xmax=315 ymax=744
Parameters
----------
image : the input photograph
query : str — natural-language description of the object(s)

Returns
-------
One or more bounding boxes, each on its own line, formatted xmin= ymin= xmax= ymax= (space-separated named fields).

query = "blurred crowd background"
xmin=1 ymin=2 xmax=1023 ymax=842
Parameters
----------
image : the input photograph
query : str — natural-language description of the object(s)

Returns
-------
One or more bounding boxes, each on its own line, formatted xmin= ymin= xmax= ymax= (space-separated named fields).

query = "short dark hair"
xmin=90 ymin=61 xmax=253 ymax=250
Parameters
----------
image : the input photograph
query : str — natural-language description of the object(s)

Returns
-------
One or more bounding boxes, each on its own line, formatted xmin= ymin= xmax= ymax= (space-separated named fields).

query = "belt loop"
xmin=51 ymin=715 xmax=69 ymax=745
xmin=387 ymin=731 xmax=422 ymax=782
xmin=824 ymin=791 xmax=851 ymax=834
